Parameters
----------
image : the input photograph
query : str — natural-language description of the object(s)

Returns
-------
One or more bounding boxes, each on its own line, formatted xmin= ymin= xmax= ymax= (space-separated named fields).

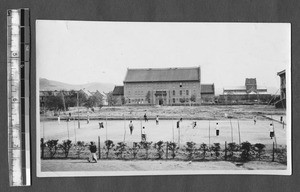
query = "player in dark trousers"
xmin=144 ymin=113 xmax=148 ymax=122
xmin=269 ymin=123 xmax=274 ymax=139
xmin=99 ymin=122 xmax=104 ymax=129
xmin=156 ymin=115 xmax=159 ymax=125
xmin=253 ymin=116 xmax=257 ymax=125
xmin=88 ymin=141 xmax=97 ymax=163
xmin=216 ymin=123 xmax=219 ymax=136
xmin=68 ymin=112 xmax=71 ymax=121
xmin=141 ymin=126 xmax=147 ymax=141
xmin=192 ymin=121 xmax=197 ymax=129
xmin=129 ymin=120 xmax=134 ymax=135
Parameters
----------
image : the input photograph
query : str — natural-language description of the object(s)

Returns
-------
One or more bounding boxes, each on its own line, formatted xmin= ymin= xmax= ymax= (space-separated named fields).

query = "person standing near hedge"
xmin=216 ymin=123 xmax=219 ymax=136
xmin=142 ymin=126 xmax=147 ymax=141
xmin=156 ymin=115 xmax=159 ymax=125
xmin=88 ymin=141 xmax=97 ymax=163
xmin=269 ymin=123 xmax=275 ymax=139
xmin=129 ymin=120 xmax=134 ymax=135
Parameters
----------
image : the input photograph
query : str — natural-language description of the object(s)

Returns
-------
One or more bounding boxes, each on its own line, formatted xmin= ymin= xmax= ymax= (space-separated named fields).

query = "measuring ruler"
xmin=7 ymin=8 xmax=31 ymax=186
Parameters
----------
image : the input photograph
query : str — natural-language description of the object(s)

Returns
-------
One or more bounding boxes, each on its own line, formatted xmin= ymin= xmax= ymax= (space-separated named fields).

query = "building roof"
xmin=223 ymin=86 xmax=246 ymax=91
xmin=201 ymin=84 xmax=214 ymax=94
xmin=112 ymin=86 xmax=124 ymax=96
xmin=277 ymin=70 xmax=286 ymax=76
xmin=80 ymin=89 xmax=92 ymax=97
xmin=124 ymin=67 xmax=201 ymax=83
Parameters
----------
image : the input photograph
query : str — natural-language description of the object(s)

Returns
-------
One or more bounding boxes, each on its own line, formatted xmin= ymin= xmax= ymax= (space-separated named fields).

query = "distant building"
xmin=112 ymin=86 xmax=124 ymax=105
xmin=219 ymin=78 xmax=271 ymax=104
xmin=276 ymin=70 xmax=286 ymax=108
xmin=201 ymin=84 xmax=215 ymax=103
xmin=79 ymin=89 xmax=93 ymax=97
xmin=101 ymin=92 xmax=108 ymax=106
xmin=123 ymin=67 xmax=202 ymax=105
xmin=277 ymin=70 xmax=286 ymax=100
xmin=89 ymin=90 xmax=105 ymax=107
xmin=223 ymin=78 xmax=267 ymax=95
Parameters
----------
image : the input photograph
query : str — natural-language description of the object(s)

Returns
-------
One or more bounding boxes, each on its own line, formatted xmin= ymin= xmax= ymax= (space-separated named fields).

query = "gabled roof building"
xmin=123 ymin=67 xmax=202 ymax=105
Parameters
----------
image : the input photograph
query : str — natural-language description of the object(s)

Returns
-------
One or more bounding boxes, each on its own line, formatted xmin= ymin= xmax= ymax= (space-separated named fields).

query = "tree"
xmin=179 ymin=98 xmax=185 ymax=103
xmin=168 ymin=142 xmax=178 ymax=159
xmin=211 ymin=143 xmax=221 ymax=159
xmin=106 ymin=91 xmax=118 ymax=106
xmin=114 ymin=142 xmax=127 ymax=159
xmin=227 ymin=142 xmax=239 ymax=160
xmin=184 ymin=141 xmax=197 ymax=160
xmin=190 ymin=94 xmax=196 ymax=102
xmin=59 ymin=140 xmax=73 ymax=158
xmin=199 ymin=143 xmax=209 ymax=160
xmin=240 ymin=141 xmax=254 ymax=161
xmin=129 ymin=142 xmax=141 ymax=159
xmin=46 ymin=139 xmax=59 ymax=158
xmin=64 ymin=90 xmax=88 ymax=109
xmin=121 ymin=96 xmax=125 ymax=105
xmin=75 ymin=141 xmax=86 ymax=158
xmin=84 ymin=94 xmax=103 ymax=108
xmin=104 ymin=140 xmax=115 ymax=158
xmin=253 ymin=143 xmax=265 ymax=161
xmin=140 ymin=141 xmax=152 ymax=159
xmin=154 ymin=141 xmax=165 ymax=159
xmin=44 ymin=94 xmax=64 ymax=111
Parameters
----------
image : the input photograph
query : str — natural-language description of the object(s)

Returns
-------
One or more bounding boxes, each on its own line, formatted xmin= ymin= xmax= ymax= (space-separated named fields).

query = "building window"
xmin=128 ymin=99 xmax=131 ymax=103
xmin=186 ymin=90 xmax=189 ymax=95
xmin=173 ymin=98 xmax=175 ymax=103
xmin=173 ymin=90 xmax=175 ymax=96
xmin=180 ymin=90 xmax=182 ymax=96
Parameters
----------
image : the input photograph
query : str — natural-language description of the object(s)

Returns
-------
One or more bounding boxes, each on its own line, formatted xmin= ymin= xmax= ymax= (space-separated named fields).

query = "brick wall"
xmin=124 ymin=81 xmax=201 ymax=105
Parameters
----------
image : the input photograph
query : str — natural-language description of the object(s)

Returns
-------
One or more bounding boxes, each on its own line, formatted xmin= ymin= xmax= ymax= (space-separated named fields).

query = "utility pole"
xmin=77 ymin=91 xmax=80 ymax=129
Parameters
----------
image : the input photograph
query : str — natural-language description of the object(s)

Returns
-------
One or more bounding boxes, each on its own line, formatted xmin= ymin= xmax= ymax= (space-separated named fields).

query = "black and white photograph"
xmin=36 ymin=21 xmax=291 ymax=177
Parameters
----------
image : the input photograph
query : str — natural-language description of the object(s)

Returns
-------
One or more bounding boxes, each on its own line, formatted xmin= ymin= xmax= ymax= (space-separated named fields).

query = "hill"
xmin=39 ymin=78 xmax=115 ymax=93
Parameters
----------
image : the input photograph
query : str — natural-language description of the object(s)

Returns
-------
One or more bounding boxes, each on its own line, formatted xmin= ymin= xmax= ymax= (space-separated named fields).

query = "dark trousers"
xmin=216 ymin=130 xmax=219 ymax=136
xmin=130 ymin=127 xmax=133 ymax=135
xmin=142 ymin=134 xmax=146 ymax=141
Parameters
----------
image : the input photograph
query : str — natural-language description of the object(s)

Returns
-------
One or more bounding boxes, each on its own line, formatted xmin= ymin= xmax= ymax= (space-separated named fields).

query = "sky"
xmin=36 ymin=21 xmax=290 ymax=94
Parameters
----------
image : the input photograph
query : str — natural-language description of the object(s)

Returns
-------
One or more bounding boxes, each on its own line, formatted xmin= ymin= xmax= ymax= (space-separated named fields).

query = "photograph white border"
xmin=36 ymin=21 xmax=292 ymax=177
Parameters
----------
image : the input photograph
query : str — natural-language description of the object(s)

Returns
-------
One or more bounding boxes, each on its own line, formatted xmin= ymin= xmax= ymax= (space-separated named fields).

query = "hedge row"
xmin=40 ymin=139 xmax=287 ymax=164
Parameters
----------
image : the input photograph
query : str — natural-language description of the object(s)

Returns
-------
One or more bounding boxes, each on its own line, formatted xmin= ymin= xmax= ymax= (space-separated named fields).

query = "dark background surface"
xmin=0 ymin=0 xmax=299 ymax=191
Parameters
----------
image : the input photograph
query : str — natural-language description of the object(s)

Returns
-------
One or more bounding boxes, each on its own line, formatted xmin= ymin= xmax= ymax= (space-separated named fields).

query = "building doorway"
xmin=159 ymin=99 xmax=163 ymax=105
xmin=155 ymin=91 xmax=167 ymax=105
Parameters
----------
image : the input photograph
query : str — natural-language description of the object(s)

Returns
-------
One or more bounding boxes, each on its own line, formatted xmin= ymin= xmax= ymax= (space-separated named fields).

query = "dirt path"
xmin=41 ymin=159 xmax=286 ymax=172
